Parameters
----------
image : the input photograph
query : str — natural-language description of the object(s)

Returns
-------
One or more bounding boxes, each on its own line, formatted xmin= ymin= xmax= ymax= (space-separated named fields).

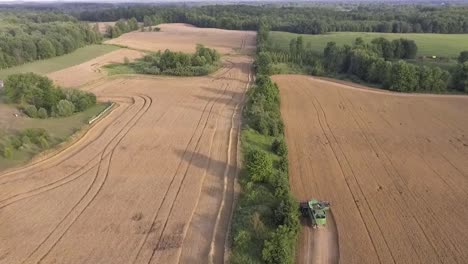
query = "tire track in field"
xmin=150 ymin=64 xmax=241 ymax=264
xmin=0 ymin=95 xmax=135 ymax=185
xmin=222 ymin=69 xmax=252 ymax=263
xmin=205 ymin=67 xmax=250 ymax=263
xmin=207 ymin=65 xmax=250 ymax=264
xmin=147 ymin=74 xmax=237 ymax=264
xmin=340 ymin=91 xmax=459 ymax=262
xmin=131 ymin=79 xmax=232 ymax=264
xmin=335 ymin=90 xmax=428 ymax=263
xmin=0 ymin=96 xmax=140 ymax=208
xmin=301 ymin=83 xmax=384 ymax=264
xmin=22 ymin=95 xmax=153 ymax=264
xmin=312 ymin=94 xmax=396 ymax=264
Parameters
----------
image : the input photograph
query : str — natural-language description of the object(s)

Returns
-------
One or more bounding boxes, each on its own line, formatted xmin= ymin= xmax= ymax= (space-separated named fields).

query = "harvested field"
xmin=274 ymin=75 xmax=468 ymax=264
xmin=0 ymin=26 xmax=254 ymax=263
xmin=105 ymin=23 xmax=256 ymax=55
xmin=48 ymin=48 xmax=144 ymax=88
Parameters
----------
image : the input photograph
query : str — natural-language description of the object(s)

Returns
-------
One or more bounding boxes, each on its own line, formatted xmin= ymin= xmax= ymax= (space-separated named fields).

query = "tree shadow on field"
xmin=200 ymin=86 xmax=245 ymax=99
xmin=174 ymin=147 xmax=240 ymax=263
xmin=173 ymin=148 xmax=238 ymax=200
xmin=193 ymin=94 xmax=236 ymax=109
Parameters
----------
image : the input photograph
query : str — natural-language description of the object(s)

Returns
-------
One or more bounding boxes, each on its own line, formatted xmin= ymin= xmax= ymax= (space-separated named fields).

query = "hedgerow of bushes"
xmin=106 ymin=44 xmax=220 ymax=77
xmin=4 ymin=73 xmax=97 ymax=118
xmin=230 ymin=22 xmax=299 ymax=264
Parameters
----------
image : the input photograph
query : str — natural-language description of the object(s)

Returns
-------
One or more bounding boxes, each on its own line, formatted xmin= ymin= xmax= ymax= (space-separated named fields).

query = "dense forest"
xmin=78 ymin=5 xmax=468 ymax=34
xmin=0 ymin=11 xmax=102 ymax=69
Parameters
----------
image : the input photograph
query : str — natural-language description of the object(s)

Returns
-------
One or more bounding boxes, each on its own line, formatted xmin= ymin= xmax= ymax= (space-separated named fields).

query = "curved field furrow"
xmin=0 ymin=24 xmax=255 ymax=264
xmin=131 ymin=81 xmax=233 ymax=264
xmin=0 ymin=97 xmax=140 ymax=206
xmin=22 ymin=95 xmax=153 ymax=264
xmin=275 ymin=74 xmax=468 ymax=264
xmin=0 ymin=96 xmax=136 ymax=184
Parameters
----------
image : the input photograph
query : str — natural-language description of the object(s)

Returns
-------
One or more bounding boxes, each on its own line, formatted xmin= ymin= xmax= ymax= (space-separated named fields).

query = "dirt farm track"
xmin=275 ymin=75 xmax=468 ymax=264
xmin=0 ymin=25 xmax=255 ymax=263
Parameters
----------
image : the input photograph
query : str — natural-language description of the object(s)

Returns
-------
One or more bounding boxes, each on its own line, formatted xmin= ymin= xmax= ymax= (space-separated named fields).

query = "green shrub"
xmin=245 ymin=149 xmax=273 ymax=183
xmin=56 ymin=99 xmax=75 ymax=117
xmin=272 ymin=138 xmax=287 ymax=157
xmin=24 ymin=104 xmax=38 ymax=118
xmin=277 ymin=156 xmax=289 ymax=173
xmin=10 ymin=136 xmax=22 ymax=149
xmin=21 ymin=135 xmax=31 ymax=146
xmin=262 ymin=225 xmax=296 ymax=264
xmin=21 ymin=128 xmax=49 ymax=144
xmin=39 ymin=136 xmax=49 ymax=149
xmin=37 ymin=107 xmax=48 ymax=119
xmin=3 ymin=146 xmax=13 ymax=159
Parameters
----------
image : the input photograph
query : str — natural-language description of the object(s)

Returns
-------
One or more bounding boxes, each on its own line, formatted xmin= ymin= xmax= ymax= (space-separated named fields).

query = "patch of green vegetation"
xmin=406 ymin=58 xmax=458 ymax=71
xmin=104 ymin=64 xmax=137 ymax=75
xmin=271 ymin=63 xmax=309 ymax=75
xmin=0 ymin=103 xmax=108 ymax=171
xmin=270 ymin=31 xmax=468 ymax=59
xmin=0 ymin=44 xmax=119 ymax=79
xmin=231 ymin=128 xmax=297 ymax=264
xmin=104 ymin=45 xmax=220 ymax=77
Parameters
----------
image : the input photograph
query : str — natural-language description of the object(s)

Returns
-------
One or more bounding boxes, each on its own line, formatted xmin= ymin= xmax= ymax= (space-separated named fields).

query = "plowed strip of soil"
xmin=0 ymin=31 xmax=254 ymax=263
xmin=274 ymin=74 xmax=468 ymax=264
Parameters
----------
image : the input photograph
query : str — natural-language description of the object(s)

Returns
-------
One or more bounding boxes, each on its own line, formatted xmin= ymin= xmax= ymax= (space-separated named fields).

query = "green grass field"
xmin=270 ymin=31 xmax=468 ymax=58
xmin=0 ymin=44 xmax=120 ymax=79
xmin=0 ymin=103 xmax=109 ymax=171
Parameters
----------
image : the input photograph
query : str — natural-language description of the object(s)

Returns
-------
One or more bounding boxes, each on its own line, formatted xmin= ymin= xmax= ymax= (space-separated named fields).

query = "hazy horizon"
xmin=0 ymin=0 xmax=466 ymax=2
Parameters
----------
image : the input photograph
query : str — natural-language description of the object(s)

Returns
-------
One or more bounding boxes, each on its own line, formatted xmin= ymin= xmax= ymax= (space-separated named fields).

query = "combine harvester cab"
xmin=299 ymin=199 xmax=330 ymax=228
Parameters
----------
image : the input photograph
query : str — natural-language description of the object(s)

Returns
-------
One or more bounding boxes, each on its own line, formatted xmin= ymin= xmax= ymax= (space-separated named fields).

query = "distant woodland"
xmin=78 ymin=5 xmax=468 ymax=34
xmin=0 ymin=11 xmax=101 ymax=69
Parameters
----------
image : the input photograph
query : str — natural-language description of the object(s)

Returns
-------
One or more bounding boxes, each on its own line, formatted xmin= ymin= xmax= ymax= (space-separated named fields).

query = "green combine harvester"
xmin=299 ymin=199 xmax=331 ymax=228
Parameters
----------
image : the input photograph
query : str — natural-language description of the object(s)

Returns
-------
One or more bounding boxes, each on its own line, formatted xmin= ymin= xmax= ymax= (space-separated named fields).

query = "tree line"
xmin=259 ymin=25 xmax=468 ymax=93
xmin=77 ymin=4 xmax=468 ymax=34
xmin=4 ymin=73 xmax=97 ymax=118
xmin=103 ymin=18 xmax=139 ymax=38
xmin=322 ymin=40 xmax=468 ymax=93
xmin=230 ymin=21 xmax=299 ymax=264
xmin=0 ymin=11 xmax=102 ymax=69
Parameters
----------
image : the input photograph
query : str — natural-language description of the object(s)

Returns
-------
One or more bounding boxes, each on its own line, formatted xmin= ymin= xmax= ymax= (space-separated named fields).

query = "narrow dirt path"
xmin=298 ymin=211 xmax=339 ymax=264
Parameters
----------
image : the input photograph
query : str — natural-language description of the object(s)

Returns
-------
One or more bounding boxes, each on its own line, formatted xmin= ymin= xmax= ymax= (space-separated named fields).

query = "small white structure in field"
xmin=0 ymin=80 xmax=4 ymax=89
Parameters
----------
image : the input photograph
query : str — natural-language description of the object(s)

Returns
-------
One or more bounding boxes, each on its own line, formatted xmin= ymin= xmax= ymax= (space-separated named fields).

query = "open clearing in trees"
xmin=275 ymin=75 xmax=468 ymax=264
xmin=0 ymin=25 xmax=255 ymax=263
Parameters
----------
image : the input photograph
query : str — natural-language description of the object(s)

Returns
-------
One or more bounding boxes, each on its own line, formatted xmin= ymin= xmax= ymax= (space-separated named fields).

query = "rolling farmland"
xmin=0 ymin=24 xmax=255 ymax=264
xmin=275 ymin=75 xmax=468 ymax=264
